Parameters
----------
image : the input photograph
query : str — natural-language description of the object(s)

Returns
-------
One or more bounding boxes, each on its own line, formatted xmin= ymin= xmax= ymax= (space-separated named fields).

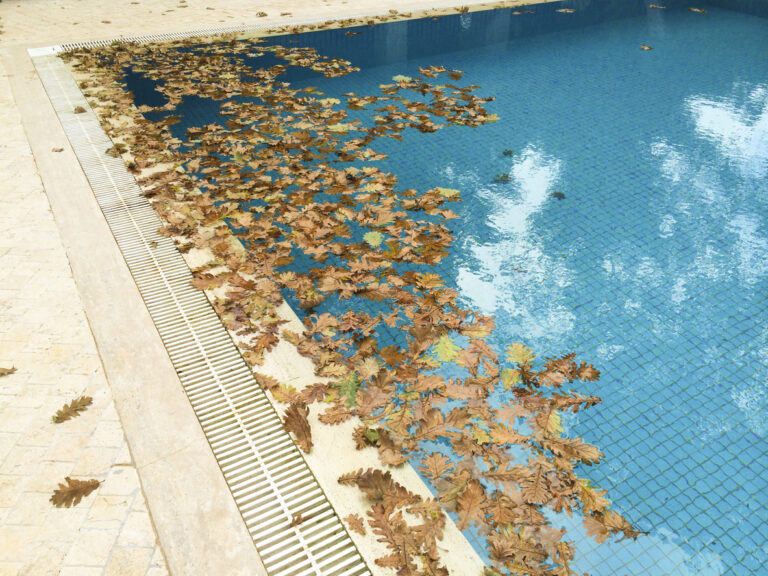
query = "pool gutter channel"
xmin=26 ymin=0 xmax=545 ymax=55
xmin=32 ymin=53 xmax=371 ymax=576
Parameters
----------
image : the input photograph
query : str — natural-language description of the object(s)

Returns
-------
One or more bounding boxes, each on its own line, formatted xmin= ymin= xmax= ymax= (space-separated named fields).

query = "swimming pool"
xmin=74 ymin=0 xmax=768 ymax=573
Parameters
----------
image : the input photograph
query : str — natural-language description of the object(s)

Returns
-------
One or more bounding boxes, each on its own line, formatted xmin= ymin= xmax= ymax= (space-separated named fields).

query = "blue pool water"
xmin=129 ymin=1 xmax=768 ymax=573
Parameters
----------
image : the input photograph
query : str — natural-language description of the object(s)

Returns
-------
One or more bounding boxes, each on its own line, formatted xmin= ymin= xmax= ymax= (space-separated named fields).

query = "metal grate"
xmin=33 ymin=53 xmax=371 ymax=576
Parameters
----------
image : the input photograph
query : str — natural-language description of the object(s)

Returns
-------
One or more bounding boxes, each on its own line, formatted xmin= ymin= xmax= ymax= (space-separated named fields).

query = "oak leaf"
xmin=488 ymin=530 xmax=547 ymax=565
xmin=50 ymin=477 xmax=100 ymax=508
xmin=433 ymin=335 xmax=459 ymax=363
xmin=283 ymin=401 xmax=312 ymax=453
xmin=344 ymin=513 xmax=367 ymax=535
xmin=318 ymin=405 xmax=352 ymax=425
xmin=506 ymin=342 xmax=535 ymax=365
xmin=338 ymin=468 xmax=420 ymax=509
xmin=0 ymin=367 xmax=17 ymax=377
xmin=334 ymin=372 xmax=361 ymax=407
xmin=253 ymin=372 xmax=280 ymax=391
xmin=456 ymin=479 xmax=488 ymax=530
xmin=52 ymin=396 xmax=93 ymax=424
xmin=418 ymin=453 xmax=454 ymax=482
xmin=520 ymin=465 xmax=549 ymax=505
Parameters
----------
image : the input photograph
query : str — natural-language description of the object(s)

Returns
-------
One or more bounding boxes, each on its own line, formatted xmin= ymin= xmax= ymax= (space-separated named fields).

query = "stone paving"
xmin=0 ymin=54 xmax=168 ymax=575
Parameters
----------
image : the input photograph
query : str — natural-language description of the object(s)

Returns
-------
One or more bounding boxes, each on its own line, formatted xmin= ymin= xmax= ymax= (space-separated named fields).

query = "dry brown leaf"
xmin=0 ymin=367 xmax=17 ymax=377
xmin=456 ymin=479 xmax=488 ymax=530
xmin=50 ymin=477 xmax=100 ymax=508
xmin=52 ymin=396 xmax=93 ymax=424
xmin=344 ymin=513 xmax=367 ymax=535
xmin=283 ymin=401 xmax=312 ymax=453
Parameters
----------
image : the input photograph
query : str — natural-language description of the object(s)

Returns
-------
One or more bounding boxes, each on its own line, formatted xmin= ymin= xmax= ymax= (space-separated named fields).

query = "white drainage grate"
xmin=33 ymin=53 xmax=371 ymax=576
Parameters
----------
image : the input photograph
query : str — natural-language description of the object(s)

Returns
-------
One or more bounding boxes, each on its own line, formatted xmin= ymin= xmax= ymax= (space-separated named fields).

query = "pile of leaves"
xmin=63 ymin=34 xmax=641 ymax=575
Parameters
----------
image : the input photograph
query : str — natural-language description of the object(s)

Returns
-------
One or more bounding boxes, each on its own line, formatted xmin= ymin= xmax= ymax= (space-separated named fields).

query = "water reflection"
xmin=654 ymin=83 xmax=768 ymax=440
xmin=689 ymin=84 xmax=768 ymax=178
xmin=455 ymin=146 xmax=575 ymax=343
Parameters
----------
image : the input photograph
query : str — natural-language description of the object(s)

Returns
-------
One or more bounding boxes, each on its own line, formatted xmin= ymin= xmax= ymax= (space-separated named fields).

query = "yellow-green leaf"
xmin=363 ymin=231 xmax=383 ymax=247
xmin=392 ymin=74 xmax=412 ymax=82
xmin=434 ymin=335 xmax=460 ymax=363
xmin=435 ymin=187 xmax=460 ymax=199
xmin=472 ymin=427 xmax=491 ymax=445
xmin=500 ymin=368 xmax=521 ymax=390
xmin=506 ymin=342 xmax=535 ymax=365
xmin=327 ymin=123 xmax=356 ymax=133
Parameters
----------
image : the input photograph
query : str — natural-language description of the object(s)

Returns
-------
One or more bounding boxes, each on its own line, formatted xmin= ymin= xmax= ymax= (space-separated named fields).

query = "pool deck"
xmin=0 ymin=1 xmax=541 ymax=574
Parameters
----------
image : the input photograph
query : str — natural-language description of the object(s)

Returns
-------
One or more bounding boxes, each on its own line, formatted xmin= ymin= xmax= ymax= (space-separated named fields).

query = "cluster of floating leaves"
xmin=64 ymin=34 xmax=642 ymax=575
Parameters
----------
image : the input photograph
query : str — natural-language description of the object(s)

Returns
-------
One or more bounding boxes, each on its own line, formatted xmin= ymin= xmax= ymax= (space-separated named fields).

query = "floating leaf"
xmin=456 ymin=480 xmax=488 ymax=530
xmin=50 ymin=477 xmax=100 ymax=508
xmin=500 ymin=368 xmax=521 ymax=389
xmin=363 ymin=231 xmax=383 ymax=247
xmin=433 ymin=335 xmax=460 ymax=363
xmin=435 ymin=186 xmax=460 ymax=199
xmin=640 ymin=45 xmax=653 ymax=51
xmin=335 ymin=372 xmax=361 ymax=407
xmin=688 ymin=7 xmax=707 ymax=13
xmin=556 ymin=8 xmax=575 ymax=13
xmin=52 ymin=396 xmax=93 ymax=424
xmin=392 ymin=74 xmax=412 ymax=82
xmin=419 ymin=453 xmax=454 ymax=482
xmin=472 ymin=427 xmax=491 ymax=445
xmin=327 ymin=123 xmax=356 ymax=133
xmin=506 ymin=342 xmax=535 ymax=365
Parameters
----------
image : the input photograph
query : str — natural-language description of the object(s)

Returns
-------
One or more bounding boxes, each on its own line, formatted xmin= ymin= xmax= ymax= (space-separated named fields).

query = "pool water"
xmin=128 ymin=1 xmax=768 ymax=573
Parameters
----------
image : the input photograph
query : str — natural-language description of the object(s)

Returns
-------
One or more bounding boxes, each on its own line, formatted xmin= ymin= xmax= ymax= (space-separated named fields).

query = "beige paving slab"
xmin=0 ymin=49 xmax=169 ymax=576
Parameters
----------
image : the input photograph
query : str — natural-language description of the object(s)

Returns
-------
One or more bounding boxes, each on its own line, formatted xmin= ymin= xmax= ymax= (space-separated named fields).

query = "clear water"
xmin=129 ymin=1 xmax=768 ymax=573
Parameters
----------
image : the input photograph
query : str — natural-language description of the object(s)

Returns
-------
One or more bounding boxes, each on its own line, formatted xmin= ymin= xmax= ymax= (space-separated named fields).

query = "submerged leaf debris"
xmin=64 ymin=31 xmax=642 ymax=575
